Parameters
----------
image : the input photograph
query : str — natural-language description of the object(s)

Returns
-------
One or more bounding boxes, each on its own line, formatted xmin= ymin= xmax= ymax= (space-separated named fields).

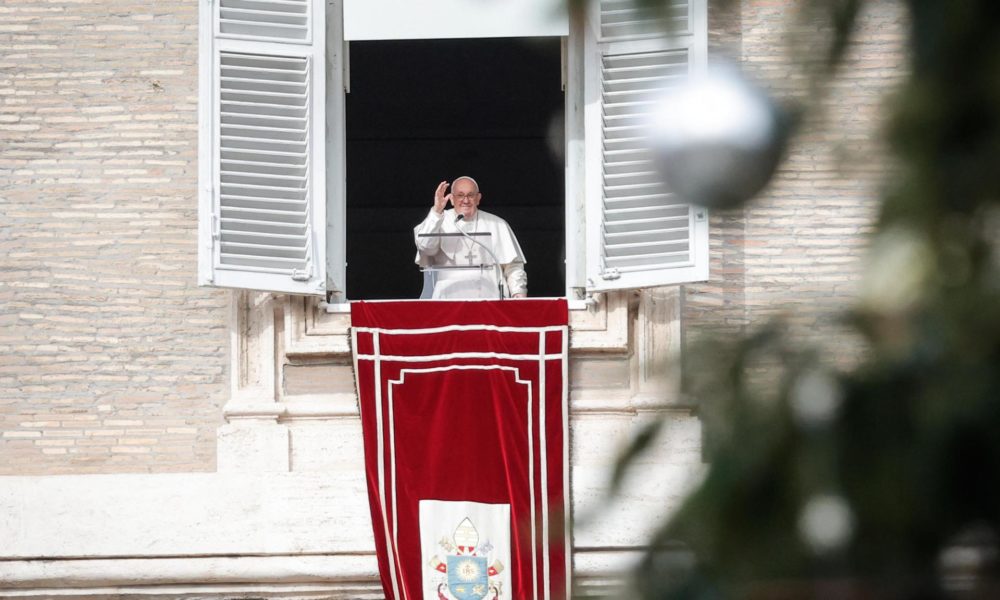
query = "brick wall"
xmin=0 ymin=0 xmax=228 ymax=474
xmin=683 ymin=0 xmax=750 ymax=342
xmin=685 ymin=0 xmax=907 ymax=365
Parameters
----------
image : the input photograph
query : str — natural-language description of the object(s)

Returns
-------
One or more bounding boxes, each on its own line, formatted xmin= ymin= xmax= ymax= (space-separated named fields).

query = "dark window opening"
xmin=345 ymin=37 xmax=566 ymax=299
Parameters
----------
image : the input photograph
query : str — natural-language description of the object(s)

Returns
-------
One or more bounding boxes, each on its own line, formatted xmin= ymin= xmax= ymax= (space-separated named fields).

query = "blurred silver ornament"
xmin=798 ymin=493 xmax=855 ymax=554
xmin=649 ymin=62 xmax=787 ymax=209
xmin=790 ymin=368 xmax=843 ymax=429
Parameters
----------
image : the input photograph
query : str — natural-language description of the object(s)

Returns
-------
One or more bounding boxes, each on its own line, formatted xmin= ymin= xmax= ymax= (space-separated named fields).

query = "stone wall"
xmin=0 ymin=0 xmax=228 ymax=474
xmin=741 ymin=0 xmax=905 ymax=359
xmin=0 ymin=0 xmax=907 ymax=478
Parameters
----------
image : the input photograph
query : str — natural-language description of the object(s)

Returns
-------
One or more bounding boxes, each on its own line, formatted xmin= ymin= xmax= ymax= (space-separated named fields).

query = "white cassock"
xmin=414 ymin=208 xmax=528 ymax=299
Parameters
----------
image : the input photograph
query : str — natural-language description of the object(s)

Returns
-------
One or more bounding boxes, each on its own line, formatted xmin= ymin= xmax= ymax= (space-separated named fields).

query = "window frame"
xmin=199 ymin=0 xmax=710 ymax=301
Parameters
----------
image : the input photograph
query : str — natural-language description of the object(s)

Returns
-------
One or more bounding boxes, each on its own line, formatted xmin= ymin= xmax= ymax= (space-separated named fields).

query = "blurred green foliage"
xmin=614 ymin=0 xmax=1000 ymax=598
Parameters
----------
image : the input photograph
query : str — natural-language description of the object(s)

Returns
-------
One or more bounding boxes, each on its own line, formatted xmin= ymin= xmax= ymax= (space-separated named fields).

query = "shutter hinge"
xmin=601 ymin=268 xmax=621 ymax=281
xmin=211 ymin=214 xmax=220 ymax=241
xmin=694 ymin=208 xmax=707 ymax=222
xmin=584 ymin=292 xmax=602 ymax=308
xmin=291 ymin=269 xmax=311 ymax=281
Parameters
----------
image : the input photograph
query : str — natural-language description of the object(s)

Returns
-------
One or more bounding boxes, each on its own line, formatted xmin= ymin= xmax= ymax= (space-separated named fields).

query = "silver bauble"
xmin=649 ymin=62 xmax=787 ymax=209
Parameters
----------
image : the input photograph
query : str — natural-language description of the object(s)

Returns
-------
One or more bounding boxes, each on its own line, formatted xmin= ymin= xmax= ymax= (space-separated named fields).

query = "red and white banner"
xmin=351 ymin=300 xmax=570 ymax=600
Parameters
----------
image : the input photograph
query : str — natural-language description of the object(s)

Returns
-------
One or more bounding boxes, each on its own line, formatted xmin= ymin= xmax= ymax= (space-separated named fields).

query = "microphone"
xmin=454 ymin=213 xmax=506 ymax=300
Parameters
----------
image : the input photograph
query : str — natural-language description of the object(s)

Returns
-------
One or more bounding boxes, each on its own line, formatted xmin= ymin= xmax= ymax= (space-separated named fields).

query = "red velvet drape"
xmin=352 ymin=300 xmax=570 ymax=600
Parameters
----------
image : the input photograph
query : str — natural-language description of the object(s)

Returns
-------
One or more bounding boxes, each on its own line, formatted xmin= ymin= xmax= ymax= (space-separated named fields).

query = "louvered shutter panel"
xmin=599 ymin=0 xmax=690 ymax=40
xmin=199 ymin=0 xmax=336 ymax=295
xmin=584 ymin=0 xmax=709 ymax=292
xmin=219 ymin=0 xmax=310 ymax=40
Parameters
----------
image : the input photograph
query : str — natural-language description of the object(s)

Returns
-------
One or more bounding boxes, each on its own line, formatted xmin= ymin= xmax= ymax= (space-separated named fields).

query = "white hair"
xmin=452 ymin=175 xmax=479 ymax=193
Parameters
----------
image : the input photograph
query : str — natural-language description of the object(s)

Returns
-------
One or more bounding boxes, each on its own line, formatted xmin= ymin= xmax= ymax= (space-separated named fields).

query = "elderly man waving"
xmin=414 ymin=176 xmax=528 ymax=299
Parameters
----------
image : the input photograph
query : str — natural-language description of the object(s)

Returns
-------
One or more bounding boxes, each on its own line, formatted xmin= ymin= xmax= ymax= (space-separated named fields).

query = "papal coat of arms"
xmin=427 ymin=517 xmax=505 ymax=600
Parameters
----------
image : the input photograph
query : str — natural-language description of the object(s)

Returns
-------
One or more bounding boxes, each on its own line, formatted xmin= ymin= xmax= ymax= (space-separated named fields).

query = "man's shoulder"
xmin=419 ymin=208 xmax=453 ymax=222
xmin=477 ymin=209 xmax=509 ymax=225
xmin=477 ymin=210 xmax=521 ymax=246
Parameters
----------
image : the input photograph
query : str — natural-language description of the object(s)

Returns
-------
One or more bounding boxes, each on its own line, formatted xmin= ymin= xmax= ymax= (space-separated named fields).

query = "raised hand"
xmin=433 ymin=180 xmax=451 ymax=214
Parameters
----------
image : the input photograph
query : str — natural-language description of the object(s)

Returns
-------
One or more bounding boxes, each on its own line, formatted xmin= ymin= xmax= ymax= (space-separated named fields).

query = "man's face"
xmin=451 ymin=180 xmax=481 ymax=219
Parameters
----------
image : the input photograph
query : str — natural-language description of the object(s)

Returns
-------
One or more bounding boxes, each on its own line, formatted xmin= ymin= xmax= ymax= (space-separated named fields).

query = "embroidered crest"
xmin=427 ymin=517 xmax=505 ymax=600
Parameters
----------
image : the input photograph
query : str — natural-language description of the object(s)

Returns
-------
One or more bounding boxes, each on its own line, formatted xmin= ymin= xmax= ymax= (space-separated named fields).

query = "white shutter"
xmin=598 ymin=0 xmax=690 ymax=41
xmin=583 ymin=0 xmax=708 ymax=292
xmin=199 ymin=0 xmax=333 ymax=295
xmin=219 ymin=0 xmax=310 ymax=41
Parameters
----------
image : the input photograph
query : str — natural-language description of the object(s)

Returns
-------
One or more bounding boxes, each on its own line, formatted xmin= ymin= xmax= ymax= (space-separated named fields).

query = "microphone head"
xmin=455 ymin=214 xmax=465 ymax=222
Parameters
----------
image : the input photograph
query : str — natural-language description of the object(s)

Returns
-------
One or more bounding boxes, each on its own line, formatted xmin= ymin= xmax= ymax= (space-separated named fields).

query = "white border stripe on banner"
xmin=353 ymin=324 xmax=565 ymax=335
xmin=387 ymin=365 xmax=537 ymax=599
xmin=388 ymin=364 xmax=401 ymax=599
xmin=529 ymin=368 xmax=538 ymax=600
xmin=357 ymin=352 xmax=564 ymax=362
xmin=373 ymin=332 xmax=404 ymax=600
xmin=561 ymin=325 xmax=571 ymax=600
xmin=539 ymin=330 xmax=550 ymax=600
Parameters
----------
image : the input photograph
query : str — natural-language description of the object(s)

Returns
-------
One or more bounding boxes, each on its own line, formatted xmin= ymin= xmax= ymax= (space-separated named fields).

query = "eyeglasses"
xmin=452 ymin=193 xmax=479 ymax=200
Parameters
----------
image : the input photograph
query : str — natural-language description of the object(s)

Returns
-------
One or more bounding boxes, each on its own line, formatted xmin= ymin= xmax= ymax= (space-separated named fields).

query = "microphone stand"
xmin=455 ymin=213 xmax=506 ymax=300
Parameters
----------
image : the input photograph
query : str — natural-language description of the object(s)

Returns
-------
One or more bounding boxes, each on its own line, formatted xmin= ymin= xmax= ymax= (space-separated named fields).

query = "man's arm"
xmin=413 ymin=181 xmax=452 ymax=256
xmin=502 ymin=262 xmax=527 ymax=298
xmin=414 ymin=208 xmax=445 ymax=255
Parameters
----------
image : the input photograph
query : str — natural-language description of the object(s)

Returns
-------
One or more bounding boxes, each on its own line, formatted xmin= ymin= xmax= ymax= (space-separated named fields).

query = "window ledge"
xmin=320 ymin=297 xmax=593 ymax=313
xmin=285 ymin=294 xmax=628 ymax=357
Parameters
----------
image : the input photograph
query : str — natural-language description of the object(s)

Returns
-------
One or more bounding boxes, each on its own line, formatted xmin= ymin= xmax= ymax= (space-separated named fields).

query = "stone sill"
xmin=222 ymin=391 xmax=696 ymax=422
xmin=0 ymin=551 xmax=647 ymax=600
xmin=284 ymin=292 xmax=631 ymax=358
xmin=0 ymin=549 xmax=642 ymax=589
